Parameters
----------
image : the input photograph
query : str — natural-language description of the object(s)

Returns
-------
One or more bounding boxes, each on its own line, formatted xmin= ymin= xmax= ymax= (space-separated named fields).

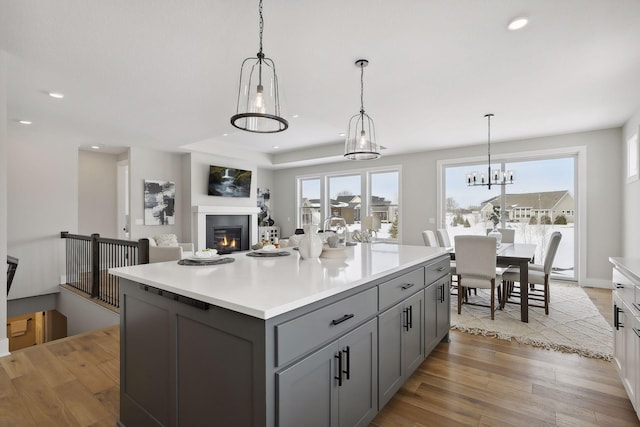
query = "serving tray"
xmin=178 ymin=257 xmax=235 ymax=266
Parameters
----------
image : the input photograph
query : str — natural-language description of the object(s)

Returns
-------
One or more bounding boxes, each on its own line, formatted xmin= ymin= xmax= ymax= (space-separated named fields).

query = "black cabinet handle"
xmin=614 ymin=305 xmax=624 ymax=330
xmin=343 ymin=346 xmax=350 ymax=380
xmin=408 ymin=305 xmax=413 ymax=329
xmin=634 ymin=328 xmax=640 ymax=338
xmin=401 ymin=283 xmax=415 ymax=290
xmin=334 ymin=351 xmax=343 ymax=386
xmin=403 ymin=308 xmax=409 ymax=331
xmin=615 ymin=283 xmax=624 ymax=289
xmin=439 ymin=283 xmax=445 ymax=303
xmin=331 ymin=314 xmax=354 ymax=326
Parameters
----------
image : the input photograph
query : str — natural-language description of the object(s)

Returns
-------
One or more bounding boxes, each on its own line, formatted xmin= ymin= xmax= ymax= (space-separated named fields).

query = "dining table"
xmin=450 ymin=242 xmax=537 ymax=323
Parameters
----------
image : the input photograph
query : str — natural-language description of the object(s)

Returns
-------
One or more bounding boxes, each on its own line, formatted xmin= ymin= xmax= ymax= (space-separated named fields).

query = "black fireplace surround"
xmin=205 ymin=215 xmax=250 ymax=254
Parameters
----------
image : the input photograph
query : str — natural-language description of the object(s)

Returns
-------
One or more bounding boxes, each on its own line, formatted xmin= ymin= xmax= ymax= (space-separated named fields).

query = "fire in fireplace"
xmin=205 ymin=215 xmax=250 ymax=254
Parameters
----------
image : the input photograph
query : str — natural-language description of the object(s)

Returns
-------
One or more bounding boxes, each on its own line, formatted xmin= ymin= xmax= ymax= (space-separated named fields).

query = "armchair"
xmin=148 ymin=234 xmax=194 ymax=263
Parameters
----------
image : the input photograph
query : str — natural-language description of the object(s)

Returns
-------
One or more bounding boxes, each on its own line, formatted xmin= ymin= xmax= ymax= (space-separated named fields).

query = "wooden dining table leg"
xmin=519 ymin=260 xmax=529 ymax=322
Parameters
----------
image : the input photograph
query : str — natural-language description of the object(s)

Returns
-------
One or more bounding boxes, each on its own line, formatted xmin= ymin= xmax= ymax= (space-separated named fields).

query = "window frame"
xmin=437 ymin=146 xmax=587 ymax=283
xmin=296 ymin=165 xmax=402 ymax=243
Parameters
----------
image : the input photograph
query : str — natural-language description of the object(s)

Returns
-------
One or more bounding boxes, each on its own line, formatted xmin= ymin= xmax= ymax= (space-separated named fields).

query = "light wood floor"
xmin=0 ymin=287 xmax=637 ymax=426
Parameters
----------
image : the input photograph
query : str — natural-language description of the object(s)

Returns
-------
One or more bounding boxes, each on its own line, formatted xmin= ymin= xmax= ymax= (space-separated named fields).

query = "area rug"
xmin=450 ymin=283 xmax=613 ymax=360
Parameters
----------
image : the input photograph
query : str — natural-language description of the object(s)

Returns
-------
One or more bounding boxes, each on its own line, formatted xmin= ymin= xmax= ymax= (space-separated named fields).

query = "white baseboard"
xmin=582 ymin=277 xmax=613 ymax=289
xmin=0 ymin=338 xmax=9 ymax=358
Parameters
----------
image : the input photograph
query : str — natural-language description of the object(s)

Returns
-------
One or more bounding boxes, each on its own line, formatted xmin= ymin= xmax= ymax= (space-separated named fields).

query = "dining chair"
xmin=454 ymin=235 xmax=502 ymax=320
xmin=436 ymin=228 xmax=458 ymax=288
xmin=485 ymin=227 xmax=515 ymax=244
xmin=502 ymin=231 xmax=562 ymax=314
xmin=422 ymin=230 xmax=439 ymax=247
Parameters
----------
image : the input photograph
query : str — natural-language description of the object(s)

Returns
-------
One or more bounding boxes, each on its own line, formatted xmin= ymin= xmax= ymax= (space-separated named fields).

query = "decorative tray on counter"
xmin=178 ymin=257 xmax=235 ymax=266
xmin=246 ymin=250 xmax=291 ymax=257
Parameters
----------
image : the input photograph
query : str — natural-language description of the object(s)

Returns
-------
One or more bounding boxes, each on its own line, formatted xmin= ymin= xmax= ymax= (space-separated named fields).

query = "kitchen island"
xmin=110 ymin=243 xmax=451 ymax=427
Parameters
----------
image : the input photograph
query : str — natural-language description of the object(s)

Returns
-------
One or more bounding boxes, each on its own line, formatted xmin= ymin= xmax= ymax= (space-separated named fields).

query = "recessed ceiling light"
xmin=339 ymin=133 xmax=345 ymax=137
xmin=48 ymin=92 xmax=65 ymax=99
xmin=18 ymin=120 xmax=32 ymax=125
xmin=91 ymin=145 xmax=101 ymax=150
xmin=292 ymin=114 xmax=300 ymax=118
xmin=507 ymin=17 xmax=528 ymax=31
xmin=272 ymin=145 xmax=279 ymax=149
xmin=222 ymin=133 xmax=228 ymax=136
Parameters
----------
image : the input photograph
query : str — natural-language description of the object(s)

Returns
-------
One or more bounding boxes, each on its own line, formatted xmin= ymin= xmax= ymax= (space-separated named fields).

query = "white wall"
xmin=0 ymin=50 xmax=9 ymax=356
xmin=623 ymin=108 xmax=640 ymax=258
xmin=7 ymin=129 xmax=78 ymax=299
xmin=128 ymin=147 xmax=187 ymax=241
xmin=272 ymin=128 xmax=622 ymax=285
xmin=78 ymin=150 xmax=118 ymax=237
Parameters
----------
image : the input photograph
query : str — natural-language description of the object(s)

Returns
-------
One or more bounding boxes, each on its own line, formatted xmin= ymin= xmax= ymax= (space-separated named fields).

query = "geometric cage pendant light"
xmin=466 ymin=113 xmax=515 ymax=189
xmin=230 ymin=0 xmax=288 ymax=133
xmin=344 ymin=59 xmax=381 ymax=160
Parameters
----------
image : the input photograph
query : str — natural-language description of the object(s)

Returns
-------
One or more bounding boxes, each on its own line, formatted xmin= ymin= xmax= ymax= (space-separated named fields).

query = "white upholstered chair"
xmin=422 ymin=230 xmax=439 ymax=247
xmin=485 ymin=228 xmax=515 ymax=244
xmin=502 ymin=231 xmax=562 ymax=315
xmin=454 ymin=235 xmax=502 ymax=319
xmin=148 ymin=234 xmax=194 ymax=263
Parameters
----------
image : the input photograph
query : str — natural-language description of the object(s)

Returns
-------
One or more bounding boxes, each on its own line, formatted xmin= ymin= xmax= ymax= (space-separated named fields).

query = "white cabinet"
xmin=611 ymin=259 xmax=640 ymax=420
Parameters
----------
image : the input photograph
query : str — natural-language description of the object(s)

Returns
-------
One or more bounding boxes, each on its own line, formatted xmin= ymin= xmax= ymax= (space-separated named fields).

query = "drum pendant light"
xmin=230 ymin=0 xmax=288 ymax=133
xmin=344 ymin=59 xmax=381 ymax=160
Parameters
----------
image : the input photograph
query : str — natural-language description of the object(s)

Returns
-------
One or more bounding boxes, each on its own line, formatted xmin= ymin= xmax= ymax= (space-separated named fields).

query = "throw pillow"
xmin=148 ymin=237 xmax=157 ymax=247
xmin=154 ymin=234 xmax=179 ymax=247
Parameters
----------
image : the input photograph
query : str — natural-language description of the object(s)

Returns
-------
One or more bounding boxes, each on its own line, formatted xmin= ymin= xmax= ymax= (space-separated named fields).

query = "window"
xmin=297 ymin=167 xmax=401 ymax=242
xmin=442 ymin=155 xmax=577 ymax=281
xmin=328 ymin=174 xmax=361 ymax=232
xmin=299 ymin=178 xmax=321 ymax=226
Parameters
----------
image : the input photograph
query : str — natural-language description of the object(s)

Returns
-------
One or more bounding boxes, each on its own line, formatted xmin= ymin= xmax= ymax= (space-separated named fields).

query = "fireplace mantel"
xmin=192 ymin=205 xmax=260 ymax=251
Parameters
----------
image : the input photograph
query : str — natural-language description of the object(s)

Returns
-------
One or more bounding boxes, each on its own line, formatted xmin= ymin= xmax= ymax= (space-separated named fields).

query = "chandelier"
xmin=230 ymin=0 xmax=288 ymax=133
xmin=466 ymin=113 xmax=514 ymax=189
xmin=344 ymin=59 xmax=381 ymax=160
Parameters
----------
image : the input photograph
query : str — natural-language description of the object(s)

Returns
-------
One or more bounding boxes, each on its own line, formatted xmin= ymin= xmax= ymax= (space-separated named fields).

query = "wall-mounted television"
xmin=208 ymin=166 xmax=252 ymax=197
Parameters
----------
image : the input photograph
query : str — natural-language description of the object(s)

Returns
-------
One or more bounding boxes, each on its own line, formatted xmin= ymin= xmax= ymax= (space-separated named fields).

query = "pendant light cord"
xmin=258 ymin=0 xmax=264 ymax=55
xmin=360 ymin=62 xmax=365 ymax=114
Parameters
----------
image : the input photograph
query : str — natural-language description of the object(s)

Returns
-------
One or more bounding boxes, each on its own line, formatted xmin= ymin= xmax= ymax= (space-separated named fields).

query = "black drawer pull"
xmin=401 ymin=283 xmax=415 ymax=290
xmin=331 ymin=314 xmax=354 ymax=326
xmin=615 ymin=283 xmax=624 ymax=289
xmin=634 ymin=328 xmax=640 ymax=338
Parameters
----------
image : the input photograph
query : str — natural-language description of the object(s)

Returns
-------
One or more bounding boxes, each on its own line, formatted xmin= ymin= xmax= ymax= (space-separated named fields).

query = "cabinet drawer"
xmin=378 ymin=268 xmax=425 ymax=311
xmin=275 ymin=287 xmax=377 ymax=367
xmin=426 ymin=257 xmax=450 ymax=284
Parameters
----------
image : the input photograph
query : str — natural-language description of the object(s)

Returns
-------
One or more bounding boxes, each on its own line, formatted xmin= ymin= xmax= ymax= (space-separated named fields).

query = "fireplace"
xmin=206 ymin=215 xmax=250 ymax=254
xmin=192 ymin=206 xmax=260 ymax=252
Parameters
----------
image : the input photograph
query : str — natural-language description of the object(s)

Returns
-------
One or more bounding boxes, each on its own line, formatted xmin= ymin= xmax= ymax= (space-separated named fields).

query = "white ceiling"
xmin=2 ymin=0 xmax=640 ymax=168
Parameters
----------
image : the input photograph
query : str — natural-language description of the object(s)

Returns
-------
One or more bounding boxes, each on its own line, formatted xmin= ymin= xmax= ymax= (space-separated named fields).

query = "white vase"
xmin=488 ymin=226 xmax=502 ymax=248
xmin=298 ymin=225 xmax=323 ymax=259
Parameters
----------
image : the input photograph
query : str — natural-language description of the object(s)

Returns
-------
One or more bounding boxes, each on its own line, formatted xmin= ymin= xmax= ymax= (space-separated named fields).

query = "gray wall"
xmin=57 ymin=287 xmax=119 ymax=336
xmin=78 ymin=150 xmax=118 ymax=237
xmin=623 ymin=107 xmax=640 ymax=258
xmin=0 ymin=50 xmax=8 ymax=356
xmin=272 ymin=128 xmax=622 ymax=286
xmin=7 ymin=130 xmax=78 ymax=300
xmin=128 ymin=147 xmax=187 ymax=241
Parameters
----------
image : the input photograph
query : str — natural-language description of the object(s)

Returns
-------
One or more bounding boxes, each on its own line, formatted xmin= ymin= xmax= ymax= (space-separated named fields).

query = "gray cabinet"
xmin=424 ymin=276 xmax=450 ymax=355
xmin=277 ymin=318 xmax=378 ymax=427
xmin=378 ymin=290 xmax=424 ymax=408
xmin=119 ymin=254 xmax=451 ymax=427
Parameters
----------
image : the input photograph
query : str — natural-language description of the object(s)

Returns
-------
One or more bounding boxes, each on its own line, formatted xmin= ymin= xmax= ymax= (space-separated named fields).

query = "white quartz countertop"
xmin=109 ymin=243 xmax=449 ymax=319
xmin=610 ymin=257 xmax=640 ymax=283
